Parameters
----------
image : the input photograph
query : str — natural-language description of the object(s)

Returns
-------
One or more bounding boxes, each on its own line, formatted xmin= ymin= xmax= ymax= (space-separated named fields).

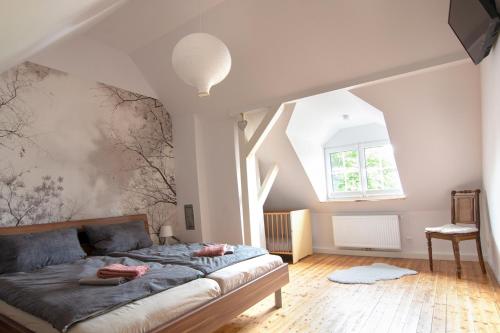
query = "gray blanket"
xmin=0 ymin=257 xmax=202 ymax=332
xmin=110 ymin=243 xmax=268 ymax=274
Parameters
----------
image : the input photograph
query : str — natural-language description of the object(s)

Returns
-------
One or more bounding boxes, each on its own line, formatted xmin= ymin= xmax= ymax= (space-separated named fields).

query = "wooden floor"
xmin=215 ymin=254 xmax=499 ymax=333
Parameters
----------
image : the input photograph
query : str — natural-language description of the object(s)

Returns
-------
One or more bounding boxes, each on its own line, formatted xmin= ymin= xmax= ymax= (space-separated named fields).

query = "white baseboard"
xmin=313 ymin=246 xmax=479 ymax=262
xmin=486 ymin=262 xmax=500 ymax=283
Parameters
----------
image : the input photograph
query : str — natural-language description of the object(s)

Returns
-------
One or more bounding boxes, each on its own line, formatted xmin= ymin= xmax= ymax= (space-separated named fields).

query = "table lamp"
xmin=159 ymin=225 xmax=173 ymax=245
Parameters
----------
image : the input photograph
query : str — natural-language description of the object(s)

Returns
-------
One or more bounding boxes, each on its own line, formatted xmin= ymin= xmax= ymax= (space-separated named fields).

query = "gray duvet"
xmin=0 ymin=256 xmax=202 ymax=332
xmin=110 ymin=243 xmax=268 ymax=274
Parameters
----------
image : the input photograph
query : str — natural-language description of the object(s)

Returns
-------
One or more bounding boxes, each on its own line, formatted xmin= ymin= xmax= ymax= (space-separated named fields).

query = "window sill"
xmin=323 ymin=195 xmax=407 ymax=203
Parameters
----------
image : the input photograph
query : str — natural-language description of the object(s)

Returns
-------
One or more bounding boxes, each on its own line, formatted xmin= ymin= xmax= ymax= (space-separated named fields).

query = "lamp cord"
xmin=199 ymin=0 xmax=202 ymax=32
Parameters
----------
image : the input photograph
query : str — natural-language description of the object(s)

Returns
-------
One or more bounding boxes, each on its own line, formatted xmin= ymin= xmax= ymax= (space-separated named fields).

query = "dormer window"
xmin=324 ymin=141 xmax=403 ymax=200
xmin=286 ymin=89 xmax=405 ymax=202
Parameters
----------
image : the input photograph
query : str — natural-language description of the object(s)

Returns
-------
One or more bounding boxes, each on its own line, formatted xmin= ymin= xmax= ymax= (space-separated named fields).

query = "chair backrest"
xmin=451 ymin=190 xmax=480 ymax=228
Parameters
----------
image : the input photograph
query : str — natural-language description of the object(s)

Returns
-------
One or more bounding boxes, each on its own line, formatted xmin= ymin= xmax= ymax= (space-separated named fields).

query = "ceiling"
xmin=126 ymin=0 xmax=467 ymax=116
xmin=85 ymin=0 xmax=226 ymax=53
xmin=1 ymin=0 xmax=468 ymax=116
xmin=0 ymin=0 xmax=126 ymax=73
xmin=287 ymin=90 xmax=385 ymax=146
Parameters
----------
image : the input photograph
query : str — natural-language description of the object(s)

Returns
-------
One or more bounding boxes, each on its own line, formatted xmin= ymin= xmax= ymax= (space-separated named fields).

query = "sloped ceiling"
xmin=85 ymin=0 xmax=226 ymax=53
xmin=287 ymin=90 xmax=385 ymax=146
xmin=2 ymin=0 xmax=468 ymax=117
xmin=0 ymin=0 xmax=126 ymax=73
xmin=124 ymin=0 xmax=466 ymax=116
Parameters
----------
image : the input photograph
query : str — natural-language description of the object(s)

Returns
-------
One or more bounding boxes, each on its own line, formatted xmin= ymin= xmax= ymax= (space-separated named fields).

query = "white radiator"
xmin=332 ymin=215 xmax=401 ymax=250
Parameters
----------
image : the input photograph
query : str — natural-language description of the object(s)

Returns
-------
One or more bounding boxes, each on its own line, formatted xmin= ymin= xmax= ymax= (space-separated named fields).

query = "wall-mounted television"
xmin=449 ymin=0 xmax=500 ymax=64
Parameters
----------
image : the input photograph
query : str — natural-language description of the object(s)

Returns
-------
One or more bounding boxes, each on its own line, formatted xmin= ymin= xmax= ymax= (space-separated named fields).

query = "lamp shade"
xmin=172 ymin=33 xmax=231 ymax=97
xmin=159 ymin=225 xmax=173 ymax=238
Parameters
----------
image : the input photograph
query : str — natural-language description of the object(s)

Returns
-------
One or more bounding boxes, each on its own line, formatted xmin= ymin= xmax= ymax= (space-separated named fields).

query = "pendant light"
xmin=171 ymin=1 xmax=231 ymax=97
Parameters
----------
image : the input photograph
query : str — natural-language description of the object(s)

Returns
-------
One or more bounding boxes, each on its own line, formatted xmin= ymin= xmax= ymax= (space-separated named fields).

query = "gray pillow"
xmin=0 ymin=228 xmax=86 ymax=274
xmin=84 ymin=221 xmax=152 ymax=255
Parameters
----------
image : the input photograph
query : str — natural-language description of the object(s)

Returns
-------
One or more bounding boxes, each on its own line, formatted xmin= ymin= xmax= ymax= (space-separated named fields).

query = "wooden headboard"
xmin=0 ymin=214 xmax=149 ymax=255
xmin=0 ymin=214 xmax=149 ymax=235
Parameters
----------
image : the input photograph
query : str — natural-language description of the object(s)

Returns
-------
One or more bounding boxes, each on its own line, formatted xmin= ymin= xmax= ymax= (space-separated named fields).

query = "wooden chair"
xmin=425 ymin=190 xmax=486 ymax=279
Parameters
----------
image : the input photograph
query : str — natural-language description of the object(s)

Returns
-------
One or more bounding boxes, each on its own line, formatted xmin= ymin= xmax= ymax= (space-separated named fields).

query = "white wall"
xmin=261 ymin=61 xmax=483 ymax=261
xmin=286 ymin=136 xmax=327 ymax=201
xmin=195 ymin=115 xmax=244 ymax=244
xmin=171 ymin=111 xmax=244 ymax=244
xmin=171 ymin=113 xmax=205 ymax=243
xmin=312 ymin=211 xmax=476 ymax=260
xmin=480 ymin=41 xmax=500 ymax=281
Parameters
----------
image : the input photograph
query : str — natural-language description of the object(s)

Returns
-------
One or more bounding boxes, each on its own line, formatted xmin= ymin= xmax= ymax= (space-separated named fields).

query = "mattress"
xmin=0 ymin=278 xmax=221 ymax=333
xmin=207 ymin=254 xmax=283 ymax=294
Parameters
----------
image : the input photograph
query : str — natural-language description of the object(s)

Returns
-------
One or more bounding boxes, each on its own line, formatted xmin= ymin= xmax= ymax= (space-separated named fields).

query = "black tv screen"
xmin=449 ymin=0 xmax=500 ymax=64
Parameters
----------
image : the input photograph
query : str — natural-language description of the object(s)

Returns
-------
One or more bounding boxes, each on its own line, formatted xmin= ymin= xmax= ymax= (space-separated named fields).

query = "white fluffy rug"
xmin=328 ymin=263 xmax=417 ymax=284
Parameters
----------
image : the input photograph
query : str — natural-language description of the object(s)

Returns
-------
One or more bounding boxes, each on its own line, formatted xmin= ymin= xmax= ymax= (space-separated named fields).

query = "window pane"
xmin=330 ymin=152 xmax=344 ymax=168
xmin=366 ymin=146 xmax=396 ymax=168
xmin=366 ymin=169 xmax=383 ymax=190
xmin=345 ymin=172 xmax=361 ymax=192
xmin=344 ymin=150 xmax=359 ymax=168
xmin=365 ymin=154 xmax=379 ymax=168
xmin=383 ymin=169 xmax=399 ymax=189
xmin=364 ymin=145 xmax=401 ymax=192
xmin=329 ymin=150 xmax=361 ymax=193
xmin=332 ymin=173 xmax=346 ymax=192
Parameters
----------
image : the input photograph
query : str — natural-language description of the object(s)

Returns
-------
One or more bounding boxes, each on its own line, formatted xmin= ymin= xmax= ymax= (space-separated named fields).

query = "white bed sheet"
xmin=0 ymin=278 xmax=221 ymax=333
xmin=207 ymin=254 xmax=284 ymax=294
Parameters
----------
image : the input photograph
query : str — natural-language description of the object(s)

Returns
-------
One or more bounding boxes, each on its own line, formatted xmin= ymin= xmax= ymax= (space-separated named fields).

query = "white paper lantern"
xmin=172 ymin=33 xmax=231 ymax=97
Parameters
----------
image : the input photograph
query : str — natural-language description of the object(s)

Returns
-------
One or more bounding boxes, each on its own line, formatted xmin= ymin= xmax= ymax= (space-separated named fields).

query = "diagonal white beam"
xmin=245 ymin=103 xmax=292 ymax=157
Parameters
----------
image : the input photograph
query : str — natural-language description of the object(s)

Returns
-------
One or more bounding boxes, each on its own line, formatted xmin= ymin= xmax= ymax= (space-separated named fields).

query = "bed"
xmin=108 ymin=243 xmax=285 ymax=296
xmin=0 ymin=278 xmax=221 ymax=333
xmin=0 ymin=214 xmax=289 ymax=333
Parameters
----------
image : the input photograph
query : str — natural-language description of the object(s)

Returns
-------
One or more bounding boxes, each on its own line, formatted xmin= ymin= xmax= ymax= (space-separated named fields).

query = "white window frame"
xmin=324 ymin=140 xmax=404 ymax=200
xmin=324 ymin=144 xmax=362 ymax=199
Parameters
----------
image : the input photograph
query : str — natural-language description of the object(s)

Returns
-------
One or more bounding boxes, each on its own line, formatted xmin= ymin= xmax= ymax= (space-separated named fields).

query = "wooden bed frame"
xmin=0 ymin=214 xmax=289 ymax=333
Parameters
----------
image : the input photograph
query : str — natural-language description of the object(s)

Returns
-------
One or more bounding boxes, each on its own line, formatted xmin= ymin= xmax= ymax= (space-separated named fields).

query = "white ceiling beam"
xmin=232 ymin=52 xmax=468 ymax=119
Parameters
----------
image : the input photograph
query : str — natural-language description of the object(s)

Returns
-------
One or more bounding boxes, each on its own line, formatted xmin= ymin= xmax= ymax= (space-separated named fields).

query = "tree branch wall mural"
xmin=0 ymin=171 xmax=65 ymax=226
xmin=0 ymin=62 xmax=176 ymax=236
xmin=0 ymin=62 xmax=51 ymax=153
xmin=99 ymin=85 xmax=176 ymax=236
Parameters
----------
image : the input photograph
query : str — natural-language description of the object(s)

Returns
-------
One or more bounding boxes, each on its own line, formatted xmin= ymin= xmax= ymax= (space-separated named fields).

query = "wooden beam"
xmin=258 ymin=164 xmax=279 ymax=206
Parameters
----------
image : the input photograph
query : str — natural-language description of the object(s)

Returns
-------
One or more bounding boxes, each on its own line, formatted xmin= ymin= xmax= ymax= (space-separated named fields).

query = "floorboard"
xmin=214 ymin=254 xmax=499 ymax=333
